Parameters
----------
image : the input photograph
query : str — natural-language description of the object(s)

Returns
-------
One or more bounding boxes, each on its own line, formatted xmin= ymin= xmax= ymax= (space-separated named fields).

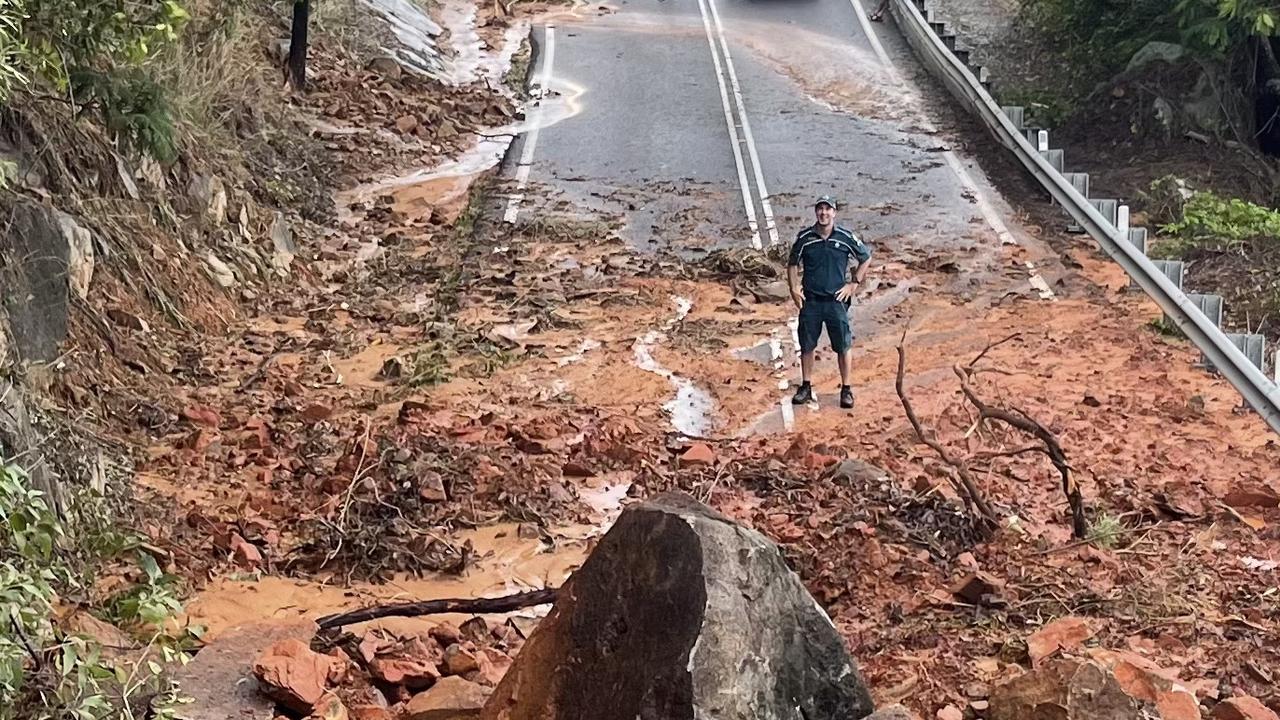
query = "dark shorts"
xmin=798 ymin=298 xmax=853 ymax=353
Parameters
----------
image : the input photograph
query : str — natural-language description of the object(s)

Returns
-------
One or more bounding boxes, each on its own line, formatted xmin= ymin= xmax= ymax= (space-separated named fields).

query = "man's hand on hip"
xmin=835 ymin=282 xmax=858 ymax=302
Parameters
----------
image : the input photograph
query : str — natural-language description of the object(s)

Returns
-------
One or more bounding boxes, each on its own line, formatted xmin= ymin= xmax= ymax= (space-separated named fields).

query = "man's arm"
xmin=836 ymin=239 xmax=872 ymax=302
xmin=787 ymin=264 xmax=804 ymax=310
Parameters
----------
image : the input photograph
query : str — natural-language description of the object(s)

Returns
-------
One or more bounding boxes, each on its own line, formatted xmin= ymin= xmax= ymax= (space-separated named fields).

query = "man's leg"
xmin=827 ymin=302 xmax=856 ymax=408
xmin=836 ymin=348 xmax=852 ymax=386
xmin=793 ymin=303 xmax=820 ymax=404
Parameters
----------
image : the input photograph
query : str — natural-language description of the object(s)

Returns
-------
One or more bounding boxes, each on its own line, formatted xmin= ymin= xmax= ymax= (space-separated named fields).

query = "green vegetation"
xmin=1087 ymin=512 xmax=1125 ymax=548
xmin=1160 ymin=190 xmax=1280 ymax=250
xmin=0 ymin=460 xmax=195 ymax=720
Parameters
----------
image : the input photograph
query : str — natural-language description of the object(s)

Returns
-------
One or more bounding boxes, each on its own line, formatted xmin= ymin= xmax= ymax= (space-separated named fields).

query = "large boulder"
xmin=478 ymin=492 xmax=875 ymax=720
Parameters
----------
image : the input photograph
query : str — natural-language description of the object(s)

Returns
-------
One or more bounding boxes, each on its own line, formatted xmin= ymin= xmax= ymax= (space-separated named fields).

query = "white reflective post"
xmin=1037 ymin=130 xmax=1049 ymax=152
xmin=1117 ymin=204 xmax=1130 ymax=234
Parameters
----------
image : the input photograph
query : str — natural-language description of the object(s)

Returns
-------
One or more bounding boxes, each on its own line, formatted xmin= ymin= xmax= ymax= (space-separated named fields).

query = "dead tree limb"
xmin=315 ymin=588 xmax=557 ymax=630
xmin=953 ymin=365 xmax=1086 ymax=538
xmin=895 ymin=331 xmax=998 ymax=528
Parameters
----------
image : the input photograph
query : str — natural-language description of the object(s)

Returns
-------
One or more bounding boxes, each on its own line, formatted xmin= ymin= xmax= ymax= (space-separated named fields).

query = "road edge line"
xmin=503 ymin=24 xmax=556 ymax=224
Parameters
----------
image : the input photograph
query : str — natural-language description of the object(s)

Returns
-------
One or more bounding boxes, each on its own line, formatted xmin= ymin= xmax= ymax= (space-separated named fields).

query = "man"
xmin=787 ymin=195 xmax=872 ymax=409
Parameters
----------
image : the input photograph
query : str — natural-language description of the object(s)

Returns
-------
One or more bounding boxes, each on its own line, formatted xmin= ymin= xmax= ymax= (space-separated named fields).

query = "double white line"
xmin=696 ymin=0 xmax=779 ymax=249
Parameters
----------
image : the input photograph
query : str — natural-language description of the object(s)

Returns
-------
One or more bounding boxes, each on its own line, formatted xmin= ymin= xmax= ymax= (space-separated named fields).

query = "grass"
xmin=1087 ymin=512 xmax=1125 ymax=548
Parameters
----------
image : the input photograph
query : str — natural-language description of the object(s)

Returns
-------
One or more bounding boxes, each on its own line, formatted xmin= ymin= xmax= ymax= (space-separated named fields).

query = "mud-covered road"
xmin=164 ymin=0 xmax=1279 ymax=716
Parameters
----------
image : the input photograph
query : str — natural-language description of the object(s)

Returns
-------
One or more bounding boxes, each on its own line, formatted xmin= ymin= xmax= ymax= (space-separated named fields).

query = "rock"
xmin=404 ymin=676 xmax=489 ymax=720
xmin=1214 ymin=697 xmax=1280 ymax=720
xmin=989 ymin=657 xmax=1201 ymax=720
xmin=1221 ymin=488 xmax=1280 ymax=509
xmin=188 ymin=174 xmax=228 ymax=224
xmin=1126 ymin=42 xmax=1186 ymax=72
xmin=230 ymin=533 xmax=264 ymax=569
xmin=182 ymin=405 xmax=222 ymax=429
xmin=752 ymin=279 xmax=792 ymax=302
xmin=178 ymin=620 xmax=315 ymax=720
xmin=477 ymin=493 xmax=874 ymax=720
xmin=271 ymin=212 xmax=297 ymax=274
xmin=56 ymin=210 xmax=95 ymax=301
xmin=429 ymin=623 xmax=463 ymax=647
xmin=206 ymin=252 xmax=237 ymax=288
xmin=370 ymin=656 xmax=440 ymax=690
xmin=472 ymin=648 xmax=512 ymax=687
xmin=418 ymin=470 xmax=448 ymax=502
xmin=681 ymin=442 xmax=717 ymax=466
xmin=936 ymin=706 xmax=963 ymax=720
xmin=442 ymin=644 xmax=480 ymax=676
xmin=252 ymin=639 xmax=339 ymax=714
xmin=458 ymin=617 xmax=488 ymax=644
xmin=950 ymin=572 xmax=1004 ymax=605
xmin=396 ymin=115 xmax=420 ymax=134
xmin=309 ymin=693 xmax=348 ymax=720
xmin=367 ymin=56 xmax=404 ymax=81
xmin=1027 ymin=617 xmax=1095 ymax=667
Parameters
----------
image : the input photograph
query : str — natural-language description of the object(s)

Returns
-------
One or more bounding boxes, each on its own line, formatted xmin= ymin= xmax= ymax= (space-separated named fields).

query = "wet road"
xmin=499 ymin=0 xmax=1011 ymax=256
xmin=496 ymin=0 xmax=1053 ymax=429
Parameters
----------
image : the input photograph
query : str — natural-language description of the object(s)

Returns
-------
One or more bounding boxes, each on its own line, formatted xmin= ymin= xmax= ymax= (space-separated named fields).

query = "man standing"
xmin=787 ymin=195 xmax=872 ymax=409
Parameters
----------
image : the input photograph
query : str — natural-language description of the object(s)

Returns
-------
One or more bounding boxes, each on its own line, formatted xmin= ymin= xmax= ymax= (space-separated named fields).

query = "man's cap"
xmin=814 ymin=195 xmax=838 ymax=210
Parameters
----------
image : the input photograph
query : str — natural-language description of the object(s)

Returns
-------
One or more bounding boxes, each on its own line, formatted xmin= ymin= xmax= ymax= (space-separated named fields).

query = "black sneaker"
xmin=791 ymin=383 xmax=815 ymax=405
xmin=839 ymin=385 xmax=854 ymax=409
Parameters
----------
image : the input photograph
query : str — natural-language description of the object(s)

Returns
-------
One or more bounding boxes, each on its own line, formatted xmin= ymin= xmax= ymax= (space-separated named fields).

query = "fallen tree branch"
xmin=895 ymin=331 xmax=998 ymax=528
xmin=315 ymin=588 xmax=558 ymax=629
xmin=953 ymin=364 xmax=1087 ymax=538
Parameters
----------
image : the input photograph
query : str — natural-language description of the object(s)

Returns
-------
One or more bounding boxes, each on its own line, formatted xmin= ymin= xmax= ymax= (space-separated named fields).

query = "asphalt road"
xmin=499 ymin=0 xmax=1014 ymax=257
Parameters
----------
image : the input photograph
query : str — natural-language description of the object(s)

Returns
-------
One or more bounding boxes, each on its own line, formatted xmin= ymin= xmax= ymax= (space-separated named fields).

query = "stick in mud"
xmin=314 ymin=587 xmax=558 ymax=629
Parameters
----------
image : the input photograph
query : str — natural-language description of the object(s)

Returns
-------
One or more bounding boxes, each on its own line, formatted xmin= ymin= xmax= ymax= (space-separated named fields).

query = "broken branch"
xmin=895 ymin=331 xmax=998 ymax=528
xmin=315 ymin=588 xmax=558 ymax=629
xmin=953 ymin=364 xmax=1086 ymax=538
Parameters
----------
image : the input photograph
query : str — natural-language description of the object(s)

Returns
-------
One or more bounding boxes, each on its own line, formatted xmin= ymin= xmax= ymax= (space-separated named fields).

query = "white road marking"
xmin=941 ymin=150 xmax=1018 ymax=245
xmin=696 ymin=0 xmax=763 ymax=248
xmin=848 ymin=0 xmax=893 ymax=67
xmin=705 ymin=0 xmax=780 ymax=246
xmin=503 ymin=25 xmax=556 ymax=224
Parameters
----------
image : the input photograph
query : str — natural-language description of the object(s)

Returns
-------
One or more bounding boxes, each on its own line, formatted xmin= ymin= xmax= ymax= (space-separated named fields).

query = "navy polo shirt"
xmin=787 ymin=225 xmax=872 ymax=299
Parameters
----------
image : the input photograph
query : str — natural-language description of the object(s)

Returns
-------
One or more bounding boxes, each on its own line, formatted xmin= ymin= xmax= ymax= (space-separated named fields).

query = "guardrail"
xmin=891 ymin=0 xmax=1280 ymax=435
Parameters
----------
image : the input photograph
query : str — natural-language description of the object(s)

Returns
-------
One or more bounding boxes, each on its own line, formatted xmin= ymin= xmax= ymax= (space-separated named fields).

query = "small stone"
xmin=252 ymin=639 xmax=338 ymax=714
xmin=395 ymin=115 xmax=419 ymax=134
xmin=428 ymin=623 xmax=462 ymax=647
xmin=230 ymin=533 xmax=263 ymax=569
xmin=516 ymin=523 xmax=540 ymax=539
xmin=936 ymin=705 xmax=963 ymax=720
xmin=308 ymin=693 xmax=348 ymax=720
xmin=418 ymin=471 xmax=447 ymax=502
xmin=681 ymin=442 xmax=716 ymax=466
xmin=369 ymin=656 xmax=440 ymax=690
xmin=1213 ymin=697 xmax=1280 ymax=720
xmin=367 ymin=56 xmax=403 ymax=81
xmin=865 ymin=706 xmax=920 ymax=720
xmin=459 ymin=617 xmax=488 ymax=644
xmin=950 ymin=572 xmax=1004 ymax=605
xmin=442 ymin=644 xmax=480 ymax=676
xmin=402 ymin=676 xmax=488 ymax=720
xmin=182 ymin=405 xmax=222 ymax=429
xmin=106 ymin=308 xmax=149 ymax=332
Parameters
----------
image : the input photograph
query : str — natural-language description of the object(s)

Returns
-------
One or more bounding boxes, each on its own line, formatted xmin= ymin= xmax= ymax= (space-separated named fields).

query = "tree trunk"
xmin=287 ymin=0 xmax=310 ymax=92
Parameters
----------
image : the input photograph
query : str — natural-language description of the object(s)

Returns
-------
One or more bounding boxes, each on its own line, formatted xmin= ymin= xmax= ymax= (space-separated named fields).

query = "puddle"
xmin=632 ymin=296 xmax=716 ymax=437
xmin=182 ymin=522 xmax=594 ymax=642
xmin=335 ymin=77 xmax=584 ymax=225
